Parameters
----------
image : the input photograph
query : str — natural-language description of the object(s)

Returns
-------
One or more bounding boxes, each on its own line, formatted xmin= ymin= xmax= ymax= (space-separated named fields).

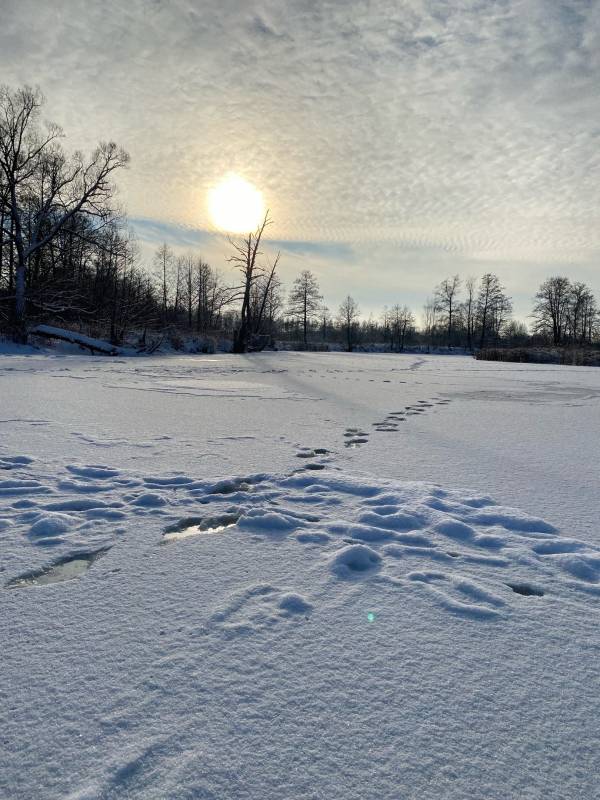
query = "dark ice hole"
xmin=506 ymin=582 xmax=544 ymax=597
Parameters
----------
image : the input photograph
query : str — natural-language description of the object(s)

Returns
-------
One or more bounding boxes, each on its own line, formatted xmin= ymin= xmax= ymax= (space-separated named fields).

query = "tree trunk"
xmin=13 ymin=261 xmax=28 ymax=342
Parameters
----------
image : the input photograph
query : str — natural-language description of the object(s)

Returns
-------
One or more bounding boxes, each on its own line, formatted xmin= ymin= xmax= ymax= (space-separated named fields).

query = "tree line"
xmin=1 ymin=85 xmax=599 ymax=353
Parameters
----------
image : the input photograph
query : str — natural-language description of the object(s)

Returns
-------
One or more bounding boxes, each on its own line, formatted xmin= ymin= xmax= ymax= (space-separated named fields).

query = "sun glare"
xmin=208 ymin=174 xmax=265 ymax=233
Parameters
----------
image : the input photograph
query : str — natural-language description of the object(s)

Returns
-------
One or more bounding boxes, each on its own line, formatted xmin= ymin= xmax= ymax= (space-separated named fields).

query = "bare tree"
xmin=287 ymin=269 xmax=322 ymax=346
xmin=389 ymin=304 xmax=414 ymax=352
xmin=338 ymin=295 xmax=360 ymax=352
xmin=153 ymin=243 xmax=174 ymax=325
xmin=569 ymin=283 xmax=598 ymax=345
xmin=320 ymin=304 xmax=331 ymax=342
xmin=228 ymin=211 xmax=279 ymax=353
xmin=260 ymin=273 xmax=284 ymax=337
xmin=462 ymin=276 xmax=476 ymax=351
xmin=531 ymin=276 xmax=572 ymax=346
xmin=435 ymin=274 xmax=461 ymax=347
xmin=172 ymin=255 xmax=182 ymax=319
xmin=531 ymin=277 xmax=598 ymax=347
xmin=249 ymin=253 xmax=280 ymax=340
xmin=195 ymin=259 xmax=213 ymax=331
xmin=0 ymin=85 xmax=129 ymax=340
xmin=179 ymin=253 xmax=195 ymax=329
xmin=476 ymin=273 xmax=512 ymax=348
xmin=422 ymin=298 xmax=438 ymax=352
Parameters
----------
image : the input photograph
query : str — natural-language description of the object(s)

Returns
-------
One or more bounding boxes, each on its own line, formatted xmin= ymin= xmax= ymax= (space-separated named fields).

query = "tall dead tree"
xmin=228 ymin=211 xmax=279 ymax=353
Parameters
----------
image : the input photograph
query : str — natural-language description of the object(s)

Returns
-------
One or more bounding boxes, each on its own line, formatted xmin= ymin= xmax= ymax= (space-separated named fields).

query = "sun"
xmin=208 ymin=174 xmax=265 ymax=234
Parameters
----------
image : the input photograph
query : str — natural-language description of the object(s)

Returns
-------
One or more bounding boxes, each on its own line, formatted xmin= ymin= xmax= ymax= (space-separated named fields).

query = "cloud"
xmin=130 ymin=218 xmax=215 ymax=248
xmin=2 ymin=0 xmax=600 ymax=315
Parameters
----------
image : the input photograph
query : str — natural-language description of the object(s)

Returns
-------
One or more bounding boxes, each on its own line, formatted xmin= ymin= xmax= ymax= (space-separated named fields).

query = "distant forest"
xmin=1 ymin=85 xmax=599 ymax=355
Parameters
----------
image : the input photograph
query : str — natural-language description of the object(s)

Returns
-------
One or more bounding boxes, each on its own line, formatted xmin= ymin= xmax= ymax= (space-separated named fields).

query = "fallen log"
xmin=30 ymin=325 xmax=121 ymax=356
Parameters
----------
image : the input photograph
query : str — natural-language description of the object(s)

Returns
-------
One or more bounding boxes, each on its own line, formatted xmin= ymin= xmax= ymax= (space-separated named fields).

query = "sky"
xmin=2 ymin=0 xmax=600 ymax=322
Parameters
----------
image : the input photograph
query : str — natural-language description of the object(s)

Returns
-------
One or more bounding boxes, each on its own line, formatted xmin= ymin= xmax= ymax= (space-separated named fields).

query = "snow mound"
xmin=330 ymin=544 xmax=382 ymax=577
xmin=131 ymin=493 xmax=168 ymax=508
xmin=277 ymin=592 xmax=312 ymax=615
xmin=237 ymin=509 xmax=302 ymax=535
xmin=28 ymin=513 xmax=79 ymax=542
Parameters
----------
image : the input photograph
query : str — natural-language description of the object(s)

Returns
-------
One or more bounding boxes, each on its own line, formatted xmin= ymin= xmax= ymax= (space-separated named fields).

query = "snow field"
xmin=2 ymin=350 xmax=600 ymax=798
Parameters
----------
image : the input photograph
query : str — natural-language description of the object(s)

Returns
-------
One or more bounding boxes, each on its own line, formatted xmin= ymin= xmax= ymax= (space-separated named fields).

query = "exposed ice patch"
xmin=5 ymin=549 xmax=109 ymax=589
xmin=163 ymin=513 xmax=241 ymax=542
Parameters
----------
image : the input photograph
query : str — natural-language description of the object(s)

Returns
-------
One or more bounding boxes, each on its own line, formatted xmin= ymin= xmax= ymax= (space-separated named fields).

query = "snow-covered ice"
xmin=1 ymin=351 xmax=600 ymax=798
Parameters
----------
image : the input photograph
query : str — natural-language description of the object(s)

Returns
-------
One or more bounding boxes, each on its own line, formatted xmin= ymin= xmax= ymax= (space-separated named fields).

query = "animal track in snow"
xmin=0 ymin=454 xmax=34 ymax=471
xmin=206 ymin=584 xmax=313 ymax=636
xmin=405 ymin=571 xmax=507 ymax=620
xmin=4 ymin=456 xmax=598 ymax=623
xmin=371 ymin=398 xmax=450 ymax=433
xmin=343 ymin=428 xmax=369 ymax=448
xmin=158 ymin=469 xmax=600 ymax=619
xmin=295 ymin=446 xmax=333 ymax=473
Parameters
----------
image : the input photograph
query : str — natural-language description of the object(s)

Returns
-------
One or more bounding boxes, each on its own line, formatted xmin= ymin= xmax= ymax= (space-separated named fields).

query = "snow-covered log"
xmin=30 ymin=325 xmax=122 ymax=355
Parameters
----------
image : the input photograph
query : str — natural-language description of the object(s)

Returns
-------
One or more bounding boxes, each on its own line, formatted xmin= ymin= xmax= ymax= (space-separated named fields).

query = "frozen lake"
xmin=1 ymin=351 xmax=600 ymax=798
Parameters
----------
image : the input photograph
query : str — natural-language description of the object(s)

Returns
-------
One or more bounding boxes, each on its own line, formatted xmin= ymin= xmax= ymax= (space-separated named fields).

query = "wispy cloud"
xmin=271 ymin=240 xmax=355 ymax=261
xmin=130 ymin=218 xmax=215 ymax=248
xmin=3 ymin=0 xmax=600 ymax=316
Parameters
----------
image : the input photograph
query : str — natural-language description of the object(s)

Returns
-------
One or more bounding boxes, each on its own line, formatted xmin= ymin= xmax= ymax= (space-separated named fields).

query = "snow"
xmin=30 ymin=325 xmax=123 ymax=355
xmin=1 ymin=351 xmax=600 ymax=798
